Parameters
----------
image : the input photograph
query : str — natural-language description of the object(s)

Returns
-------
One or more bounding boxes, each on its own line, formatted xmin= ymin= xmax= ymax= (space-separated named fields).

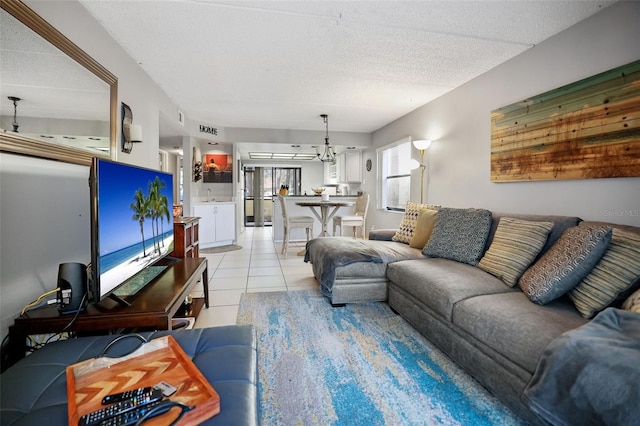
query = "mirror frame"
xmin=0 ymin=0 xmax=117 ymax=166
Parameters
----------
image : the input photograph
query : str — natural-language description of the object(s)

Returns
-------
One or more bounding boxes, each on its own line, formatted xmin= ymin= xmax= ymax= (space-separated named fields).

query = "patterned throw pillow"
xmin=569 ymin=228 xmax=640 ymax=318
xmin=392 ymin=202 xmax=439 ymax=244
xmin=518 ymin=225 xmax=612 ymax=305
xmin=409 ymin=208 xmax=438 ymax=249
xmin=477 ymin=218 xmax=553 ymax=287
xmin=422 ymin=207 xmax=492 ymax=265
xmin=623 ymin=288 xmax=640 ymax=313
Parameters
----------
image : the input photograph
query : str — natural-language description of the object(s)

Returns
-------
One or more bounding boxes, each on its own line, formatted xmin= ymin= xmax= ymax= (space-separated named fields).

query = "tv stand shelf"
xmin=7 ymin=257 xmax=208 ymax=367
xmin=176 ymin=297 xmax=205 ymax=319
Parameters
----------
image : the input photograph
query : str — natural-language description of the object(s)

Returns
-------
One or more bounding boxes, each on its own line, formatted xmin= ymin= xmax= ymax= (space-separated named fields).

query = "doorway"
xmin=244 ymin=166 xmax=301 ymax=227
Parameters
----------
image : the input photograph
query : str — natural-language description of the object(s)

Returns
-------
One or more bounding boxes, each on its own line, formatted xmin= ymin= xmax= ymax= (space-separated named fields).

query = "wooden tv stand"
xmin=7 ymin=257 xmax=208 ymax=367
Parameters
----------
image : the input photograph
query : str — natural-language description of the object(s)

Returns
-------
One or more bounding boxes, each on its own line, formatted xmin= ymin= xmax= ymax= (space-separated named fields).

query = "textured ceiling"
xmin=78 ymin=0 xmax=614 ymax=136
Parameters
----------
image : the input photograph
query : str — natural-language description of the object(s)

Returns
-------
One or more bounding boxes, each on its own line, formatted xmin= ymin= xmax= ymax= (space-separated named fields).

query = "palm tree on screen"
xmin=130 ymin=188 xmax=148 ymax=257
xmin=148 ymin=177 xmax=168 ymax=254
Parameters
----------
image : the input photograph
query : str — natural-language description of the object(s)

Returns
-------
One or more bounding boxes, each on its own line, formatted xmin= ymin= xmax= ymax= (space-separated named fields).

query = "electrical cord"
xmin=23 ymin=294 xmax=87 ymax=352
xmin=58 ymin=293 xmax=87 ymax=334
xmin=133 ymin=400 xmax=194 ymax=426
xmin=20 ymin=288 xmax=60 ymax=315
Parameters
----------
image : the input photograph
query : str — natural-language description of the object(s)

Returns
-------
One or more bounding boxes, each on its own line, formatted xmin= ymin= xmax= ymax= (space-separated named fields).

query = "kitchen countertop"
xmin=273 ymin=194 xmax=359 ymax=199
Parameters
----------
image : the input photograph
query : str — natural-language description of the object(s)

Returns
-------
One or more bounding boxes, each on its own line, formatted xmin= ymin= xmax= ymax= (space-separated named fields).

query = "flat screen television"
xmin=88 ymin=158 xmax=174 ymax=304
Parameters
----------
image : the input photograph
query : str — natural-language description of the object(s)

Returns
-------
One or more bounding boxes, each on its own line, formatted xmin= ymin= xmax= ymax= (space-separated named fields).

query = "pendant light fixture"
xmin=316 ymin=114 xmax=336 ymax=162
xmin=8 ymin=96 xmax=21 ymax=132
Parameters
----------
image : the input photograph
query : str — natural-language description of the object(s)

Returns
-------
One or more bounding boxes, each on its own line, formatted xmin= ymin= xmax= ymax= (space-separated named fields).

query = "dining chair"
xmin=332 ymin=193 xmax=369 ymax=238
xmin=278 ymin=195 xmax=314 ymax=256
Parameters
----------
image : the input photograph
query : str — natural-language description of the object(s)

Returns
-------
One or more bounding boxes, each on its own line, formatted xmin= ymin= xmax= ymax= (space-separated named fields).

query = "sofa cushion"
xmin=409 ymin=208 xmax=438 ymax=249
xmin=392 ymin=202 xmax=440 ymax=244
xmin=452 ymin=292 xmax=588 ymax=374
xmin=477 ymin=217 xmax=553 ymax=287
xmin=519 ymin=225 xmax=612 ymax=305
xmin=486 ymin=212 xmax=580 ymax=258
xmin=422 ymin=207 xmax=492 ymax=265
xmin=569 ymin=228 xmax=640 ymax=318
xmin=623 ymin=288 xmax=640 ymax=313
xmin=334 ymin=260 xmax=388 ymax=279
xmin=386 ymin=258 xmax=516 ymax=321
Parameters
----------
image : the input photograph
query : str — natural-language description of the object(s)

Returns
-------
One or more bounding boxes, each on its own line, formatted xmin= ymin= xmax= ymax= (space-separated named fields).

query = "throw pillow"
xmin=477 ymin=217 xmax=553 ymax=287
xmin=392 ymin=202 xmax=439 ymax=244
xmin=422 ymin=207 xmax=492 ymax=265
xmin=623 ymin=288 xmax=640 ymax=313
xmin=409 ymin=208 xmax=438 ymax=249
xmin=518 ymin=225 xmax=612 ymax=305
xmin=568 ymin=228 xmax=640 ymax=318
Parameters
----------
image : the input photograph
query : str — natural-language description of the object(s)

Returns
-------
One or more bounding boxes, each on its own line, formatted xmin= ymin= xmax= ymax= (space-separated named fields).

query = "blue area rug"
xmin=237 ymin=290 xmax=524 ymax=425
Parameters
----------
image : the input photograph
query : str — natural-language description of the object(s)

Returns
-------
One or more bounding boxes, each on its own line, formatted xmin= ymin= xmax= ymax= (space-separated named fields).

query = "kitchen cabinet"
xmin=343 ymin=151 xmax=362 ymax=183
xmin=192 ymin=202 xmax=236 ymax=248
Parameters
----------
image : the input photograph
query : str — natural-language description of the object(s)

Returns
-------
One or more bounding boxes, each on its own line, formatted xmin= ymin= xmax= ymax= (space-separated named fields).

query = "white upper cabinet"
xmin=343 ymin=151 xmax=362 ymax=183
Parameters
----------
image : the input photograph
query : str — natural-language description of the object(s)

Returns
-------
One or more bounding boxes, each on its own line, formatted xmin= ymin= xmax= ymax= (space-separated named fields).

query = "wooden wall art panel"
xmin=490 ymin=60 xmax=640 ymax=182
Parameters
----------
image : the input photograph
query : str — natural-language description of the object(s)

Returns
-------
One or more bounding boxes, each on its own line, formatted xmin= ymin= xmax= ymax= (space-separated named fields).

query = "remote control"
xmin=91 ymin=401 xmax=173 ymax=426
xmin=101 ymin=386 xmax=153 ymax=405
xmin=79 ymin=389 xmax=163 ymax=426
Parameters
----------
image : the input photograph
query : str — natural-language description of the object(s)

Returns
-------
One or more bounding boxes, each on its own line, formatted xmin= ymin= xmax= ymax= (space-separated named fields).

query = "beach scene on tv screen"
xmin=98 ymin=162 xmax=174 ymax=295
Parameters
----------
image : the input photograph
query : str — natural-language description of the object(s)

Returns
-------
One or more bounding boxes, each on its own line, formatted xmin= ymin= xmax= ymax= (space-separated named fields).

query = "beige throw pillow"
xmin=623 ymin=288 xmax=640 ymax=313
xmin=409 ymin=209 xmax=438 ymax=249
xmin=569 ymin=228 xmax=640 ymax=318
xmin=477 ymin=217 xmax=553 ymax=287
xmin=392 ymin=202 xmax=439 ymax=245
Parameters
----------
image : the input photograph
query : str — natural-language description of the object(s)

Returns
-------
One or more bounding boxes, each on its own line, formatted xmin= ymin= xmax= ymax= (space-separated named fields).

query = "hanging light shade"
xmin=316 ymin=114 xmax=336 ymax=162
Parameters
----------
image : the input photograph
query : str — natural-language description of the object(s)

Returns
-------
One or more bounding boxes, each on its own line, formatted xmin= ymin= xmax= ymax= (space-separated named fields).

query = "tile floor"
xmin=191 ymin=226 xmax=318 ymax=328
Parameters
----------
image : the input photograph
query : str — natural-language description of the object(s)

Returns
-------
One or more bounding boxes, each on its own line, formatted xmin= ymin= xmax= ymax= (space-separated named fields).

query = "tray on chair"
xmin=66 ymin=334 xmax=220 ymax=425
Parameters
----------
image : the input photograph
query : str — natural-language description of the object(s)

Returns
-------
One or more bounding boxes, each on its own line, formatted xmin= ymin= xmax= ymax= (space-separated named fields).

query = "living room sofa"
xmin=305 ymin=205 xmax=640 ymax=424
xmin=0 ymin=325 xmax=259 ymax=426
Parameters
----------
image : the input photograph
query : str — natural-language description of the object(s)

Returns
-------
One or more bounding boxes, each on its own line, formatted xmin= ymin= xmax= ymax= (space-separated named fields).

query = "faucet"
xmin=207 ymin=188 xmax=211 ymax=201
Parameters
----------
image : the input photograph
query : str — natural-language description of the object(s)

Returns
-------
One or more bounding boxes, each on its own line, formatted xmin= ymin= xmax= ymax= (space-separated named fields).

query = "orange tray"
xmin=66 ymin=335 xmax=220 ymax=425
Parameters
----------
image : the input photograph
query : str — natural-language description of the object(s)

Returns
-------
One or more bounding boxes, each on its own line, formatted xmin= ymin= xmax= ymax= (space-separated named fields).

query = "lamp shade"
xmin=409 ymin=159 xmax=421 ymax=170
xmin=129 ymin=124 xmax=143 ymax=143
xmin=412 ymin=139 xmax=432 ymax=150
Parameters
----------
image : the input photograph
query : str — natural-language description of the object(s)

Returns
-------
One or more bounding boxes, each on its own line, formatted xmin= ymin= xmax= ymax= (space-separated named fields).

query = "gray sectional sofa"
xmin=305 ymin=207 xmax=640 ymax=424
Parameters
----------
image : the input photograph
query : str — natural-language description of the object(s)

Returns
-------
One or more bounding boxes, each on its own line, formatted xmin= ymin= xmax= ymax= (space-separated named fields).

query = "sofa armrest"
xmin=369 ymin=229 xmax=397 ymax=241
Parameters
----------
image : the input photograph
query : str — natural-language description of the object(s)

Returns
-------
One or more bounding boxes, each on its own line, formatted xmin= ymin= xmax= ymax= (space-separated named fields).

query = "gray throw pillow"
xmin=422 ymin=207 xmax=492 ymax=265
xmin=519 ymin=225 xmax=612 ymax=305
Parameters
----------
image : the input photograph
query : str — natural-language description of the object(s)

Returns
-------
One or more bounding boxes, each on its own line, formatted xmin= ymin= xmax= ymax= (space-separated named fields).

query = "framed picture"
xmin=203 ymin=154 xmax=233 ymax=183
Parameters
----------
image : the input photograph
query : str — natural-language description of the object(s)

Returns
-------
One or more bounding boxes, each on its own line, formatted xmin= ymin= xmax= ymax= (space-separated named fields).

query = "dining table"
xmin=295 ymin=199 xmax=355 ymax=238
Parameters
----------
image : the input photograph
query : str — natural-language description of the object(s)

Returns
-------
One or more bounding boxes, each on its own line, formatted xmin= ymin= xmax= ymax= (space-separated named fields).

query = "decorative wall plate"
xmin=366 ymin=159 xmax=372 ymax=172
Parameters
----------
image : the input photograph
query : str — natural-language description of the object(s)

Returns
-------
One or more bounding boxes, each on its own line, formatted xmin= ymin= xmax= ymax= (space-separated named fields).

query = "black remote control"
xmin=101 ymin=386 xmax=153 ymax=405
xmin=91 ymin=401 xmax=173 ymax=426
xmin=79 ymin=389 xmax=163 ymax=426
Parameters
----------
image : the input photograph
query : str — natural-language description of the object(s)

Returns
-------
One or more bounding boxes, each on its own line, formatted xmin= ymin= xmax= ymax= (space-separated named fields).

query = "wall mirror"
xmin=0 ymin=0 xmax=117 ymax=166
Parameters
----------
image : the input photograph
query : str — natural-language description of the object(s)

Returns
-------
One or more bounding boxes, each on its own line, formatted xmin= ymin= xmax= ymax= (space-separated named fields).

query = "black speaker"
xmin=57 ymin=263 xmax=87 ymax=313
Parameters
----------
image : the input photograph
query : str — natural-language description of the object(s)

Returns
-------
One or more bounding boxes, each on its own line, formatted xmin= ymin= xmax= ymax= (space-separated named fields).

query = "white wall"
xmin=0 ymin=154 xmax=91 ymax=338
xmin=0 ymin=0 xmax=184 ymax=339
xmin=365 ymin=1 xmax=640 ymax=232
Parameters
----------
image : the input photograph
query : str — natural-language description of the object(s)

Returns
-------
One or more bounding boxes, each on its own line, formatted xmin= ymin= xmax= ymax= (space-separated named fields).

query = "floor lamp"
xmin=411 ymin=139 xmax=432 ymax=204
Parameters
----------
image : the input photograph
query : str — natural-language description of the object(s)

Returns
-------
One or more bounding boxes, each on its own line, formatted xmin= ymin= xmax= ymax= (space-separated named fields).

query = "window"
xmin=377 ymin=137 xmax=412 ymax=211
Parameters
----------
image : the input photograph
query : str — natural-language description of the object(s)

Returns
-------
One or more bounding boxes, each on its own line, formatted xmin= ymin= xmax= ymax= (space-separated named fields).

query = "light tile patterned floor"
xmin=190 ymin=227 xmax=318 ymax=328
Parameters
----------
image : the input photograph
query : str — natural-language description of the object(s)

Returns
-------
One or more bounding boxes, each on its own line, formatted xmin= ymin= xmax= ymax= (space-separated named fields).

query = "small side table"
xmin=172 ymin=217 xmax=200 ymax=258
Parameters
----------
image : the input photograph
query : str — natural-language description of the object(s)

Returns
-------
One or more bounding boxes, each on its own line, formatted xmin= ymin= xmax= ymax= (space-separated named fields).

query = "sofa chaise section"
xmin=304 ymin=236 xmax=424 ymax=304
